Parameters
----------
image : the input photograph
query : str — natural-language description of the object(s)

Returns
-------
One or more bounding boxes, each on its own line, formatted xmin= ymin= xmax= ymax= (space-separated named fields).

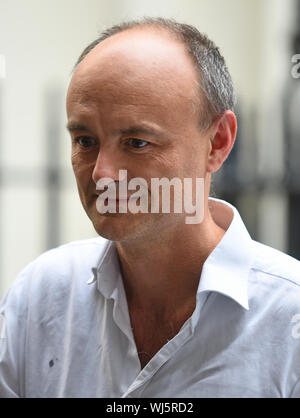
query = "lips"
xmin=95 ymin=193 xmax=140 ymax=200
xmin=95 ymin=194 xmax=129 ymax=200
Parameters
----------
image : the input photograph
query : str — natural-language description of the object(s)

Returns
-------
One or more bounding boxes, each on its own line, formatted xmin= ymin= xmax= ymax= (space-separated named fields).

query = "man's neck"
xmin=116 ymin=209 xmax=225 ymax=318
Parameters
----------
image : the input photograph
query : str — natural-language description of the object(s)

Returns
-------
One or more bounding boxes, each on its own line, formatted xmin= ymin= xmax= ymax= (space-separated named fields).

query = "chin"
xmin=87 ymin=206 xmax=175 ymax=243
xmin=91 ymin=212 xmax=143 ymax=242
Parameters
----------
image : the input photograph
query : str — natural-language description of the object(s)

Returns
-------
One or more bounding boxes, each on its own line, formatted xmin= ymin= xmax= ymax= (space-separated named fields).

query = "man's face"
xmin=66 ymin=28 xmax=212 ymax=242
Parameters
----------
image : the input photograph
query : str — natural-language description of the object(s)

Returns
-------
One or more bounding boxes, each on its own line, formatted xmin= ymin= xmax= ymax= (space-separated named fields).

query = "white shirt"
xmin=1 ymin=198 xmax=300 ymax=398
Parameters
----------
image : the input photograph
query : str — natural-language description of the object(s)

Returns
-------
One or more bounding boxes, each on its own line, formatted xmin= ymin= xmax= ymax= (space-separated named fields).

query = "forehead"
xmin=67 ymin=28 xmax=200 ymax=111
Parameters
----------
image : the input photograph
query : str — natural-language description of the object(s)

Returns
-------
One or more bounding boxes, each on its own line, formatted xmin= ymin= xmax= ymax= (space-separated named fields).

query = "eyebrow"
xmin=66 ymin=122 xmax=166 ymax=139
xmin=115 ymin=125 xmax=163 ymax=138
xmin=66 ymin=122 xmax=90 ymax=132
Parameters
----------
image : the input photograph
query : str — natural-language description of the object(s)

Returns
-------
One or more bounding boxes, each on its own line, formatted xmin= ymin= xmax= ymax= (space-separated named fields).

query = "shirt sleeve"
xmin=0 ymin=270 xmax=30 ymax=398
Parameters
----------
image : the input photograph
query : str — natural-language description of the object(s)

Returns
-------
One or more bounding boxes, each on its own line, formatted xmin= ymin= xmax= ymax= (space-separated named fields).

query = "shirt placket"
xmin=122 ymin=292 xmax=211 ymax=398
xmin=122 ymin=319 xmax=194 ymax=398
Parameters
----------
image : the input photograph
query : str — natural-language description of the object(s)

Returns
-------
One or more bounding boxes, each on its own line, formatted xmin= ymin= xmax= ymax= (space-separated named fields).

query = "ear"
xmin=206 ymin=110 xmax=237 ymax=174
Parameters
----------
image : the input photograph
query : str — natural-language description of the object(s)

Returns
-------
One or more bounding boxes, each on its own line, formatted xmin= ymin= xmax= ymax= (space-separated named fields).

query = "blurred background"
xmin=0 ymin=0 xmax=299 ymax=298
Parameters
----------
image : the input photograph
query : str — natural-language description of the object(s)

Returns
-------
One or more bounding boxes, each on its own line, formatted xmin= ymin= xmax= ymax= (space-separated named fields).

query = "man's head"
xmin=66 ymin=17 xmax=237 ymax=242
xmin=74 ymin=17 xmax=236 ymax=131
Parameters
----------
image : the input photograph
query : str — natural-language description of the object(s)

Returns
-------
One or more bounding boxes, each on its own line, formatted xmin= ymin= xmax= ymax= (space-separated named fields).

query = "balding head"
xmin=72 ymin=17 xmax=236 ymax=130
xmin=68 ymin=26 xmax=201 ymax=125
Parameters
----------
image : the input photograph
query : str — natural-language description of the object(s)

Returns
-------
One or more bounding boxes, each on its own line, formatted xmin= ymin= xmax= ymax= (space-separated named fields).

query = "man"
xmin=1 ymin=17 xmax=300 ymax=398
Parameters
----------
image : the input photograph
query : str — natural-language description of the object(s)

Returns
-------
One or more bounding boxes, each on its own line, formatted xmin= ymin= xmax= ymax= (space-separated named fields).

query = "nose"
xmin=92 ymin=146 xmax=123 ymax=185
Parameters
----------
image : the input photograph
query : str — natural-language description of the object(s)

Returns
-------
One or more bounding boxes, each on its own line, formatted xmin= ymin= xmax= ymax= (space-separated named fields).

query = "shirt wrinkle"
xmin=251 ymin=268 xmax=300 ymax=288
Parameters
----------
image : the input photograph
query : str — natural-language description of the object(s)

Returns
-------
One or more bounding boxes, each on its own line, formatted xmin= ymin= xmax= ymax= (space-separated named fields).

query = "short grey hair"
xmin=74 ymin=17 xmax=236 ymax=130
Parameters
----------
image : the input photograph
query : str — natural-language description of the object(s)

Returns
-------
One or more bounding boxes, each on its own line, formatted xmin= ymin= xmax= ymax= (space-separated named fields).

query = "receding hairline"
xmin=73 ymin=24 xmax=200 ymax=86
xmin=72 ymin=17 xmax=236 ymax=131
xmin=73 ymin=19 xmax=194 ymax=70
xmin=83 ymin=23 xmax=184 ymax=55
xmin=70 ymin=25 xmax=204 ymax=116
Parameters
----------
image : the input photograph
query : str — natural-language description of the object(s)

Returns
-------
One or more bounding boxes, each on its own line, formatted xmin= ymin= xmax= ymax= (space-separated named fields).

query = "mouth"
xmin=94 ymin=195 xmax=130 ymax=201
xmin=94 ymin=194 xmax=140 ymax=201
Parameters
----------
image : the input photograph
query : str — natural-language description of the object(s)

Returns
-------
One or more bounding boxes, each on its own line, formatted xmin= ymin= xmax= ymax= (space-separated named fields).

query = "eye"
xmin=75 ymin=136 xmax=96 ymax=148
xmin=127 ymin=138 xmax=149 ymax=149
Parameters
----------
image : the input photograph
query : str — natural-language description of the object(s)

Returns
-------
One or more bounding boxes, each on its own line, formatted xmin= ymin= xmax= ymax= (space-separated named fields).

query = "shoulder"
xmin=0 ymin=236 xmax=109 ymax=311
xmin=251 ymin=240 xmax=300 ymax=286
xmin=30 ymin=236 xmax=108 ymax=276
xmin=249 ymin=240 xmax=300 ymax=312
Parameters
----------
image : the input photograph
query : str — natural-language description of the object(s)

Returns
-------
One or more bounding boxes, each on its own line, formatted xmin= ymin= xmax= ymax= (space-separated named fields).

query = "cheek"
xmin=71 ymin=160 xmax=96 ymax=197
xmin=148 ymin=148 xmax=183 ymax=174
xmin=184 ymin=142 xmax=209 ymax=175
xmin=71 ymin=150 xmax=96 ymax=177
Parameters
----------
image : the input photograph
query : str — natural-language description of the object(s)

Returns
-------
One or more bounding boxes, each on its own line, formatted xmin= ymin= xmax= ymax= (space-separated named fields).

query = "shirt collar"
xmin=87 ymin=239 xmax=121 ymax=299
xmin=89 ymin=197 xmax=254 ymax=310
xmin=197 ymin=197 xmax=254 ymax=310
